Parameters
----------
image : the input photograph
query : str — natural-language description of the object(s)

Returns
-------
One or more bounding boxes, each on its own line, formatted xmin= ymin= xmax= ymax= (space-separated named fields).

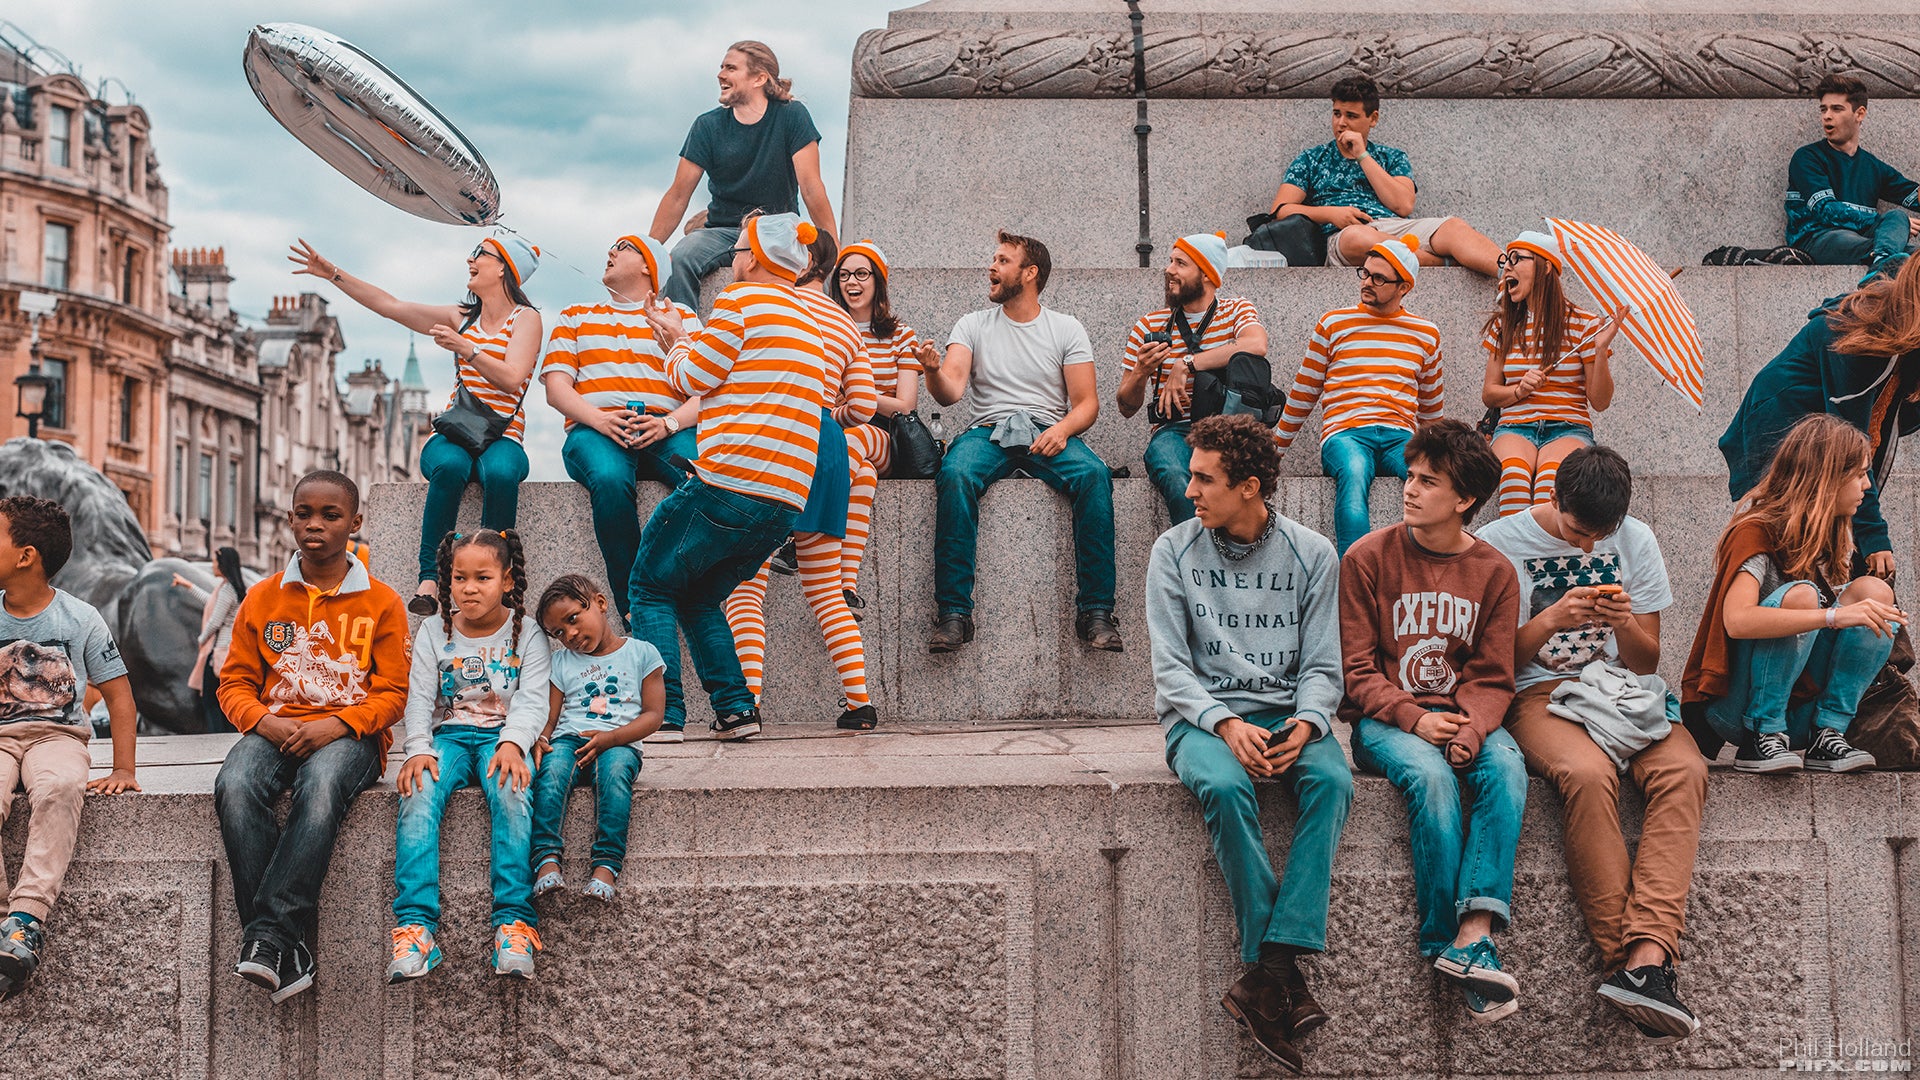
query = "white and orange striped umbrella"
xmin=1545 ymin=218 xmax=1705 ymax=410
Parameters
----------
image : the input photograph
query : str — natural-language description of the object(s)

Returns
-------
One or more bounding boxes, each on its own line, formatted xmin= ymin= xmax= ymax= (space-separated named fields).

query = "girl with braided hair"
xmin=388 ymin=529 xmax=551 ymax=983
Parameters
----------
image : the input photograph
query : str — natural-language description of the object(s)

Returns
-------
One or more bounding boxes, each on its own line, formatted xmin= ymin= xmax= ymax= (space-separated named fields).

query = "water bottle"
xmin=929 ymin=411 xmax=947 ymax=457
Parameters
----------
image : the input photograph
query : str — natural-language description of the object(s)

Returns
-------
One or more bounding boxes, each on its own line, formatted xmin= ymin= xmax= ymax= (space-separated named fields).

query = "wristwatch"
xmin=662 ymin=415 xmax=681 ymax=435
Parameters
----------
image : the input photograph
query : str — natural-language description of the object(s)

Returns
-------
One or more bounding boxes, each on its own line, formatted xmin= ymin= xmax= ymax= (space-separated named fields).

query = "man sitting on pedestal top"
xmin=1786 ymin=73 xmax=1920 ymax=277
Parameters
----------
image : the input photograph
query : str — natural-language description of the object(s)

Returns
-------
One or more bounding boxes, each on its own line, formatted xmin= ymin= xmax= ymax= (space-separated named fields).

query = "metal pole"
xmin=1126 ymin=1 xmax=1152 ymax=268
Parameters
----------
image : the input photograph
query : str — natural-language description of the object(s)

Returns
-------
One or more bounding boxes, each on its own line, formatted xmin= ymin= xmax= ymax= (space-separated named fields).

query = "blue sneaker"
xmin=1463 ymin=984 xmax=1518 ymax=1024
xmin=386 ymin=925 xmax=441 ymax=983
xmin=1434 ymin=936 xmax=1518 ymax=1003
xmin=0 ymin=916 xmax=44 ymax=990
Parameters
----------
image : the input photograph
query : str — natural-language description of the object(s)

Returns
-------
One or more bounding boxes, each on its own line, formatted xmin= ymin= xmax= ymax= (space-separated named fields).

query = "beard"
xmin=988 ymin=276 xmax=1017 ymax=304
xmin=1165 ymin=273 xmax=1205 ymax=310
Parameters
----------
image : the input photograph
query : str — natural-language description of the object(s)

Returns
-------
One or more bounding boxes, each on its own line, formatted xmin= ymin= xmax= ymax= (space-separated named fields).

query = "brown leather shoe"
xmin=1222 ymin=965 xmax=1304 ymax=1074
xmin=928 ymin=613 xmax=975 ymax=653
xmin=1267 ymin=955 xmax=1330 ymax=1038
xmin=1075 ymin=609 xmax=1124 ymax=651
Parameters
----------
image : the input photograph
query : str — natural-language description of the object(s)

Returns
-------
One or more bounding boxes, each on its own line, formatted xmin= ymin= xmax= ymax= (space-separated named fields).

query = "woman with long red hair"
xmin=1684 ymin=415 xmax=1908 ymax=773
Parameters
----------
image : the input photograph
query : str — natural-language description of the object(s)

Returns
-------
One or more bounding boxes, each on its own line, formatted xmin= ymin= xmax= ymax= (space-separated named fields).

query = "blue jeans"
xmin=1491 ymin=420 xmax=1593 ymax=448
xmin=1320 ymin=425 xmax=1410 ymax=556
xmin=1704 ymin=581 xmax=1898 ymax=745
xmin=1800 ymin=209 xmax=1916 ymax=266
xmin=417 ymin=434 xmax=530 ymax=583
xmin=627 ymin=479 xmax=798 ymax=727
xmin=1352 ymin=719 xmax=1528 ymax=957
xmin=562 ymin=425 xmax=698 ymax=615
xmin=933 ymin=426 xmax=1116 ymax=617
xmin=1166 ymin=712 xmax=1353 ymax=960
xmin=661 ymin=226 xmax=742 ymax=310
xmin=529 ymin=735 xmax=642 ymax=875
xmin=214 ymin=731 xmax=384 ymax=953
xmin=1144 ymin=423 xmax=1195 ymax=523
xmin=392 ymin=726 xmax=536 ymax=932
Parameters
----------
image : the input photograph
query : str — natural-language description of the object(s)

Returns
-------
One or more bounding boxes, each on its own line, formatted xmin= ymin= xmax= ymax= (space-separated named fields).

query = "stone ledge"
xmin=7 ymin=725 xmax=1912 ymax=1078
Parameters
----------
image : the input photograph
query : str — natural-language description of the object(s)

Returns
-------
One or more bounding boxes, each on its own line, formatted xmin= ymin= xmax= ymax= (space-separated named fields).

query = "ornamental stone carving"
xmin=852 ymin=27 xmax=1920 ymax=98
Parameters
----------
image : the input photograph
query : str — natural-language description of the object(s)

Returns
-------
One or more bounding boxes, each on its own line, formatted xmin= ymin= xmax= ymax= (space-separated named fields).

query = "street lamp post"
xmin=13 ymin=292 xmax=57 ymax=439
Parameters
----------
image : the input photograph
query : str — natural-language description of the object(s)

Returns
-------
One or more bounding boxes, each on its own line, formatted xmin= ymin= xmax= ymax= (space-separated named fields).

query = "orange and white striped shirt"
xmin=795 ymin=288 xmax=878 ymax=427
xmin=668 ymin=282 xmax=826 ymax=509
xmin=540 ymin=301 xmax=700 ymax=428
xmin=1484 ymin=305 xmax=1604 ymax=428
xmin=1274 ymin=306 xmax=1444 ymax=453
xmin=1122 ymin=296 xmax=1264 ymax=424
xmin=857 ymin=321 xmax=922 ymax=399
xmin=454 ymin=305 xmax=537 ymax=442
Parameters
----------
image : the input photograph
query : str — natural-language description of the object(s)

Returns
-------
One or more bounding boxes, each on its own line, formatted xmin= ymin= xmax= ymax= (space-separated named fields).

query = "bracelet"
xmin=1827 ymin=607 xmax=1839 ymax=629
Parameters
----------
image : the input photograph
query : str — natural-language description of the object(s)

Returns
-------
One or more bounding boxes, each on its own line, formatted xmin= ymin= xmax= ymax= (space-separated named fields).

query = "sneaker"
xmin=769 ymin=538 xmax=799 ymax=576
xmin=644 ymin=722 xmax=685 ymax=744
xmin=491 ymin=920 xmax=542 ymax=979
xmin=711 ymin=707 xmax=762 ymax=741
xmin=233 ymin=937 xmax=283 ymax=992
xmin=837 ymin=704 xmax=878 ymax=731
xmin=1734 ymin=731 xmax=1801 ymax=773
xmin=0 ymin=916 xmax=43 ymax=988
xmin=1630 ymin=1017 xmax=1687 ymax=1047
xmin=1463 ymin=984 xmax=1519 ymax=1024
xmin=1433 ymin=936 xmax=1518 ymax=1003
xmin=1598 ymin=961 xmax=1700 ymax=1039
xmin=928 ymin=613 xmax=975 ymax=654
xmin=387 ymin=925 xmax=441 ymax=983
xmin=1075 ymin=609 xmax=1125 ymax=652
xmin=271 ymin=940 xmax=315 ymax=1004
xmin=532 ymin=863 xmax=566 ymax=899
xmin=1803 ymin=727 xmax=1875 ymax=773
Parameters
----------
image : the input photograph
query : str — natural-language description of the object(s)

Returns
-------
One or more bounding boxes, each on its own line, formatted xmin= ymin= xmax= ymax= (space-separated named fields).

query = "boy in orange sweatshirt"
xmin=215 ymin=470 xmax=407 ymax=1003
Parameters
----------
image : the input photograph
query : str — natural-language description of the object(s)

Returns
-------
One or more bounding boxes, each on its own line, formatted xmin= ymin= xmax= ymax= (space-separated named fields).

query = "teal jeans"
xmin=1166 ymin=710 xmax=1354 ymax=961
xmin=529 ymin=734 xmax=642 ymax=875
xmin=1704 ymin=580 xmax=1898 ymax=745
xmin=392 ymin=726 xmax=536 ymax=932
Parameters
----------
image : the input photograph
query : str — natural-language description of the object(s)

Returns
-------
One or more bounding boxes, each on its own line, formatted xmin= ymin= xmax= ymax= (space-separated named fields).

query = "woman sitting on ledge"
xmin=288 ymin=235 xmax=544 ymax=615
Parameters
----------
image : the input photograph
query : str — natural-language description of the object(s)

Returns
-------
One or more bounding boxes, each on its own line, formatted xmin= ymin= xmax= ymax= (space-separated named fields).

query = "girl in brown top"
xmin=1683 ymin=414 xmax=1907 ymax=773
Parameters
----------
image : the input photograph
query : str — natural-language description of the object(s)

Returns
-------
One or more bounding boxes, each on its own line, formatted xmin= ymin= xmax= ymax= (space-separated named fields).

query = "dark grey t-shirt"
xmin=0 ymin=589 xmax=126 ymax=729
xmin=680 ymin=98 xmax=822 ymax=229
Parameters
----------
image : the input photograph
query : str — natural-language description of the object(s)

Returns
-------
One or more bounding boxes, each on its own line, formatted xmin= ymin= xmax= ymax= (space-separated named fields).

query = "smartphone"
xmin=1265 ymin=720 xmax=1300 ymax=754
xmin=1594 ymin=583 xmax=1624 ymax=597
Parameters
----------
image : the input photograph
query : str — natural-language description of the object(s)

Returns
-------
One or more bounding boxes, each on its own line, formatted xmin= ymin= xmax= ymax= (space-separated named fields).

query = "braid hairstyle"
xmin=435 ymin=531 xmax=459 ymax=640
xmin=499 ymin=529 xmax=528 ymax=653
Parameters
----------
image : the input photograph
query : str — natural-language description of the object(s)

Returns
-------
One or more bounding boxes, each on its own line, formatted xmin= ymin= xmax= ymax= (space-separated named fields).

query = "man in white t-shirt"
xmin=1476 ymin=445 xmax=1707 ymax=1045
xmin=922 ymin=230 xmax=1120 ymax=653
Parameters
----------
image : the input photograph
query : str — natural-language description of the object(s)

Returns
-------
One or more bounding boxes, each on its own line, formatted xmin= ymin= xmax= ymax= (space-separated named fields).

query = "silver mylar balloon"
xmin=243 ymin=22 xmax=502 ymax=226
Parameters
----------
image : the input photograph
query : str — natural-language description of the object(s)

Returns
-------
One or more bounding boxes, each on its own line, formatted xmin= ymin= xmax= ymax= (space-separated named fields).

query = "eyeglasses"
xmin=836 ymin=268 xmax=873 ymax=282
xmin=1355 ymin=267 xmax=1404 ymax=287
xmin=1496 ymin=251 xmax=1536 ymax=271
xmin=730 ymin=247 xmax=752 ymax=256
xmin=611 ymin=240 xmax=641 ymax=255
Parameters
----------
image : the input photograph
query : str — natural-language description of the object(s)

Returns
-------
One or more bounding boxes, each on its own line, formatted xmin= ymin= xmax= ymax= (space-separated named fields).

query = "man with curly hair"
xmin=1146 ymin=414 xmax=1351 ymax=1072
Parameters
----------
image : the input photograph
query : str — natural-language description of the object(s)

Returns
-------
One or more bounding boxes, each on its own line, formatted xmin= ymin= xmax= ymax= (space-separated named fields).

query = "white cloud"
xmin=40 ymin=0 xmax=902 ymax=480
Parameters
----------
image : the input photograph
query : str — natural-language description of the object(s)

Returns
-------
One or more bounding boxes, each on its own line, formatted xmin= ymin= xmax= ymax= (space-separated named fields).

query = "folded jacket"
xmin=1548 ymin=660 xmax=1674 ymax=770
xmin=989 ymin=410 xmax=1039 ymax=452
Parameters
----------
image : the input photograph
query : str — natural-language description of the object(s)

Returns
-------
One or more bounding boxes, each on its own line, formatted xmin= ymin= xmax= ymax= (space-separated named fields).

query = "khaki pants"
xmin=0 ymin=725 xmax=91 ymax=921
xmin=1506 ymin=681 xmax=1707 ymax=970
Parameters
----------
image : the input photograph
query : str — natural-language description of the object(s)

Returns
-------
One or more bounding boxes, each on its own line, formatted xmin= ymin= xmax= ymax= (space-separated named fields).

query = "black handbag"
xmin=432 ymin=380 xmax=523 ymax=456
xmin=877 ymin=410 xmax=943 ymax=478
xmin=1162 ymin=302 xmax=1282 ymax=425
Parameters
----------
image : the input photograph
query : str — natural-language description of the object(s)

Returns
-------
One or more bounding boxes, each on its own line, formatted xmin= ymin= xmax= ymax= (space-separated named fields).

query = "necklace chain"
xmin=1210 ymin=506 xmax=1276 ymax=561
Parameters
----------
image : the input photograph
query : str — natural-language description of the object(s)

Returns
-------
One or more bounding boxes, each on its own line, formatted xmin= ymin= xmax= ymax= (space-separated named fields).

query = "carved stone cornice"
xmin=852 ymin=27 xmax=1920 ymax=99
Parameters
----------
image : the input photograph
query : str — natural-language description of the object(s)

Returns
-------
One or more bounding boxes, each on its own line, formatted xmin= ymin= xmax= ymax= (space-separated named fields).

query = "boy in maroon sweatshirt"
xmin=1339 ymin=419 xmax=1525 ymax=1024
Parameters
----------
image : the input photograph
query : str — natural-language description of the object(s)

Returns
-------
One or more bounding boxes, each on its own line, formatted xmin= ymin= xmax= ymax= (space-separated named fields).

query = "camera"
xmin=1144 ymin=329 xmax=1173 ymax=346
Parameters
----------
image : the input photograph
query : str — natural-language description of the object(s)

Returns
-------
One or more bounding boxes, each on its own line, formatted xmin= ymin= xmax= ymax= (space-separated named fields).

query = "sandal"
xmin=532 ymin=862 xmax=565 ymax=899
xmin=582 ymin=872 xmax=617 ymax=903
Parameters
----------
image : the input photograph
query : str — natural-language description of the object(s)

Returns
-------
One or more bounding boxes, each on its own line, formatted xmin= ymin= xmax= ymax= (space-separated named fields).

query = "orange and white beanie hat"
xmin=1173 ymin=231 xmax=1229 ymax=287
xmin=475 ymin=233 xmax=540 ymax=286
xmin=1505 ymin=230 xmax=1562 ymax=272
xmin=1369 ymin=234 xmax=1421 ymax=286
xmin=837 ymin=240 xmax=890 ymax=281
xmin=616 ymin=234 xmax=674 ymax=293
xmin=745 ymin=213 xmax=818 ymax=282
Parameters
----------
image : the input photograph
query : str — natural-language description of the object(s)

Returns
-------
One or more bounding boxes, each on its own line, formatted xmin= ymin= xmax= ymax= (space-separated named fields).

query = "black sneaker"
xmin=712 ymin=707 xmax=762 ymax=741
xmin=1804 ymin=727 xmax=1875 ymax=773
xmin=769 ymin=538 xmax=799 ymax=576
xmin=271 ymin=940 xmax=315 ymax=1004
xmin=1733 ymin=731 xmax=1800 ymax=773
xmin=0 ymin=916 xmax=44 ymax=989
xmin=843 ymin=589 xmax=865 ymax=623
xmin=836 ymin=704 xmax=877 ymax=731
xmin=1598 ymin=962 xmax=1700 ymax=1039
xmin=233 ymin=938 xmax=283 ymax=992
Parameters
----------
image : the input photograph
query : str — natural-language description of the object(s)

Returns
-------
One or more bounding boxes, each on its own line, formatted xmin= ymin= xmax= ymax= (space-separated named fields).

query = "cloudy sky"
xmin=35 ymin=0 xmax=904 ymax=479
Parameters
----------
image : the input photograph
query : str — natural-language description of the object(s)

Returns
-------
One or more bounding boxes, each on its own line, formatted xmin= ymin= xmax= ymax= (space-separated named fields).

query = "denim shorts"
xmin=1491 ymin=420 xmax=1593 ymax=447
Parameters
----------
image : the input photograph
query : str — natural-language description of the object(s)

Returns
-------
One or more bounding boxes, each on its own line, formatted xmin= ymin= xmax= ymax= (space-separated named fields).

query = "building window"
xmin=197 ymin=452 xmax=213 ymax=522
xmin=39 ymin=357 xmax=67 ymax=430
xmin=42 ymin=222 xmax=72 ymax=290
xmin=122 ymin=248 xmax=139 ymax=305
xmin=225 ymin=457 xmax=239 ymax=528
xmin=119 ymin=378 xmax=137 ymax=443
xmin=47 ymin=105 xmax=71 ymax=168
xmin=171 ymin=445 xmax=185 ymax=518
